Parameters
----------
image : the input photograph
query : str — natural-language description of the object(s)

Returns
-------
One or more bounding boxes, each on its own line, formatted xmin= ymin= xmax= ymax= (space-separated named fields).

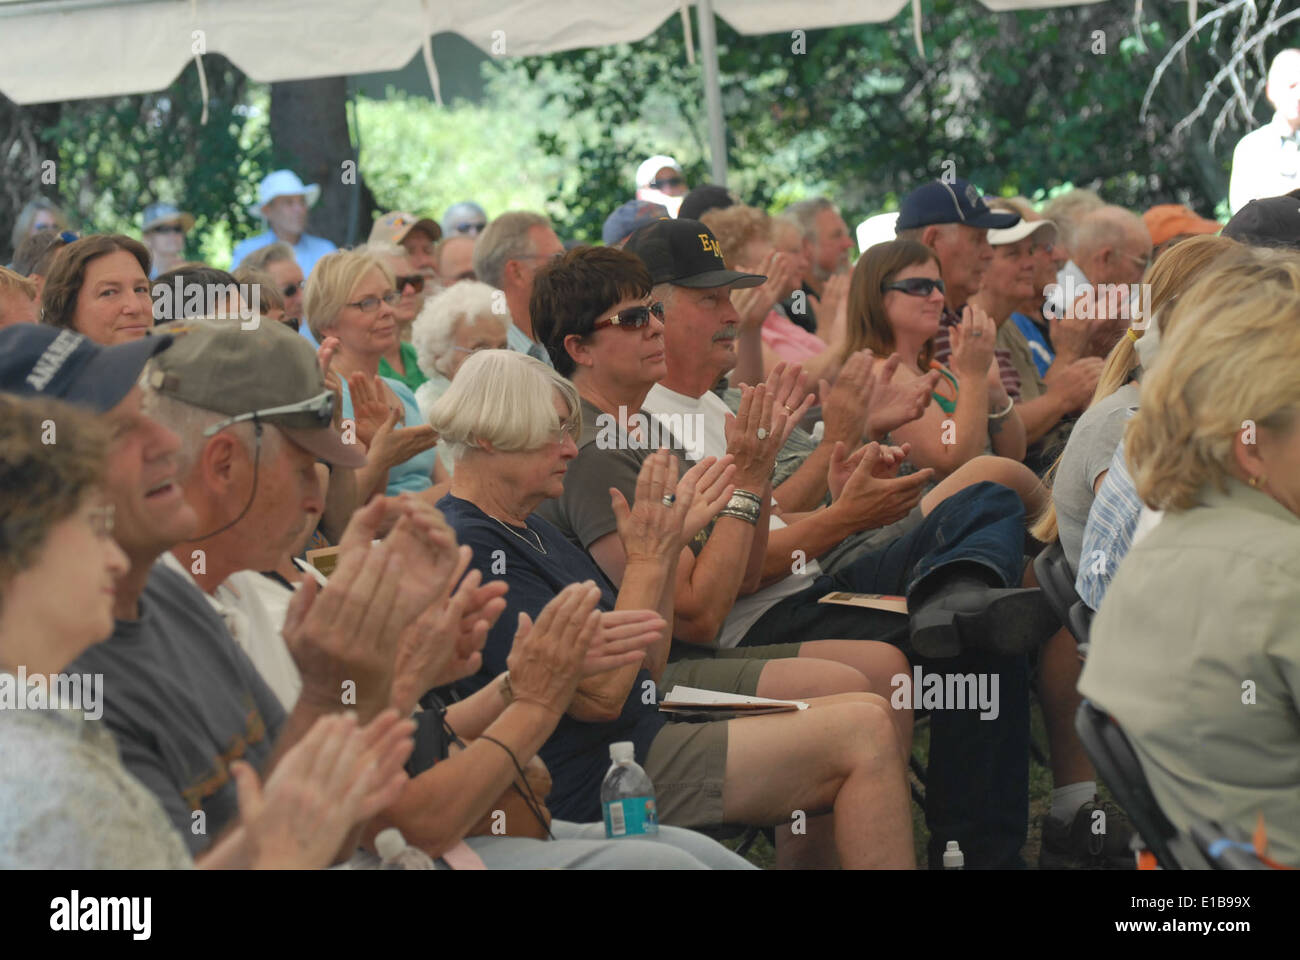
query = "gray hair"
xmin=410 ymin=280 xmax=505 ymax=379
xmin=239 ymin=241 xmax=296 ymax=272
xmin=1041 ymin=189 xmax=1105 ymax=253
xmin=427 ymin=349 xmax=580 ymax=463
xmin=1072 ymin=205 xmax=1148 ymax=262
xmin=140 ymin=385 xmax=264 ymax=481
xmin=472 ymin=211 xmax=551 ymax=290
xmin=781 ymin=198 xmax=835 ymax=243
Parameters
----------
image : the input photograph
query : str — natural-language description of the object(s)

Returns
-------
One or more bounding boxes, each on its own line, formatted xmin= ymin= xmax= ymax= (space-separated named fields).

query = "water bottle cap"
xmin=609 ymin=741 xmax=634 ymax=763
xmin=942 ymin=839 xmax=964 ymax=867
xmin=376 ymin=827 xmax=407 ymax=861
xmin=945 ymin=840 xmax=960 ymax=851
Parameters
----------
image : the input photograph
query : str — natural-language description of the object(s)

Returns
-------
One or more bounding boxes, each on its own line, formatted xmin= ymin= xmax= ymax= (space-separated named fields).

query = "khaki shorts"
xmin=644 ymin=718 xmax=730 ymax=828
xmin=662 ymin=641 xmax=804 ymax=696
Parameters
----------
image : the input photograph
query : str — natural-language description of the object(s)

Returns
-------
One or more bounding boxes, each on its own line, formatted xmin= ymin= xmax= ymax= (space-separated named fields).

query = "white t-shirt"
xmin=642 ymin=384 xmax=819 ymax=648
xmin=160 ymin=553 xmax=302 ymax=711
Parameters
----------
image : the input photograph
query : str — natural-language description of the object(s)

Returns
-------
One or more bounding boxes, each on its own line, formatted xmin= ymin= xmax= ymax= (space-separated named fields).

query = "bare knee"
xmin=824 ymin=695 xmax=901 ymax=774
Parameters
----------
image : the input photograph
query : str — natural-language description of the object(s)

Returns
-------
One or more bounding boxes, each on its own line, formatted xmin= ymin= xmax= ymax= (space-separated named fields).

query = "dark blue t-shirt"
xmin=438 ymin=494 xmax=666 ymax=822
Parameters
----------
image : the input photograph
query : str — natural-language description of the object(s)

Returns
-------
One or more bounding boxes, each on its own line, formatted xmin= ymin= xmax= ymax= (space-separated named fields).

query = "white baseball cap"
xmin=249 ymin=169 xmax=321 ymax=217
xmin=988 ymin=218 xmax=1057 ymax=246
xmin=636 ymin=155 xmax=682 ymax=189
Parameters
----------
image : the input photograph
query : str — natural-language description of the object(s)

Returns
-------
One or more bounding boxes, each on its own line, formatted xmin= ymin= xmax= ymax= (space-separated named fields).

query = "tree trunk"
xmin=269 ymin=77 xmax=375 ymax=248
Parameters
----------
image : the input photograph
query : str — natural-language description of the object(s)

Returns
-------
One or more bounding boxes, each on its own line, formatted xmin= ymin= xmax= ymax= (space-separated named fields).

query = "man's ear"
xmin=920 ymin=225 xmax=941 ymax=250
xmin=198 ymin=432 xmax=241 ymax=494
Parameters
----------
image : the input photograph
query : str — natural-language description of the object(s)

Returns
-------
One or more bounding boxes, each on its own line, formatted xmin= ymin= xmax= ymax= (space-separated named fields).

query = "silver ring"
xmin=971 ymin=330 xmax=983 ymax=338
xmin=661 ymin=494 xmax=676 ymax=506
xmin=756 ymin=427 xmax=769 ymax=440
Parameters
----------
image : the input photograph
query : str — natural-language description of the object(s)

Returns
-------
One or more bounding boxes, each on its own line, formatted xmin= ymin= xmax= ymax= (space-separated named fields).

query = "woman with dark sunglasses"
xmin=843 ymin=239 xmax=1044 ymax=514
xmin=370 ymin=243 xmax=430 ymax=393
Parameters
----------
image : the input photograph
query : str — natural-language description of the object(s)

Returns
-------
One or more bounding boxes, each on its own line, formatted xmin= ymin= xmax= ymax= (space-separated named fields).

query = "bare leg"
xmin=775 ymin=812 xmax=840 ymax=869
xmin=797 ymin=639 xmax=913 ymax=755
xmin=922 ymin=455 xmax=1046 ymax=518
xmin=722 ymin=692 xmax=914 ymax=869
xmin=1039 ymin=625 xmax=1094 ymax=786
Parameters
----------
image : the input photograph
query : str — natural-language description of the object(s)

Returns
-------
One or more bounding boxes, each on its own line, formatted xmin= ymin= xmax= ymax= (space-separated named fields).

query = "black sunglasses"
xmin=394 ymin=274 xmax=426 ymax=293
xmin=281 ymin=281 xmax=302 ymax=298
xmin=148 ymin=224 xmax=186 ymax=235
xmin=883 ymin=277 xmax=945 ymax=297
xmin=592 ymin=301 xmax=666 ymax=331
xmin=453 ymin=221 xmax=487 ymax=235
xmin=649 ymin=177 xmax=685 ymax=189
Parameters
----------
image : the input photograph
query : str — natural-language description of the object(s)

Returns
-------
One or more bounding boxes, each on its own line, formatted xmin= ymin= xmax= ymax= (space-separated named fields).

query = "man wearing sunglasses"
xmin=440 ymin=201 xmax=489 ymax=239
xmin=635 ymin=155 xmax=688 ymax=218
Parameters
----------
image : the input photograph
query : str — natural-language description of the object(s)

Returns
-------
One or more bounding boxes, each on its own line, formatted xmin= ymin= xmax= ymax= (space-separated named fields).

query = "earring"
xmin=1249 ymin=475 xmax=1265 ymax=488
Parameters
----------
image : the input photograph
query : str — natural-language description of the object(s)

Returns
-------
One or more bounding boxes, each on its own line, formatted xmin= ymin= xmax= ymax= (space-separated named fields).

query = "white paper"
xmin=661 ymin=685 xmax=809 ymax=710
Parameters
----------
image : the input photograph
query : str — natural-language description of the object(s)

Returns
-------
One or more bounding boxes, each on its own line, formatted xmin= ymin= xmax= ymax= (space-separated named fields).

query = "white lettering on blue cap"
xmin=25 ymin=330 xmax=84 ymax=392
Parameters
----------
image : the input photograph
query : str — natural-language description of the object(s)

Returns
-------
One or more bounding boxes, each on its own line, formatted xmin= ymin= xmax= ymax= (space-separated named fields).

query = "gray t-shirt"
xmin=0 ymin=706 xmax=193 ymax=869
xmin=66 ymin=562 xmax=287 ymax=856
xmin=537 ymin=397 xmax=698 ymax=552
xmin=1054 ymin=381 xmax=1141 ymax=573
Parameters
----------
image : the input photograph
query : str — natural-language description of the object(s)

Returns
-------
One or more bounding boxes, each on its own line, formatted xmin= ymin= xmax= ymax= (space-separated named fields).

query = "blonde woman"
xmin=305 ymin=248 xmax=443 ymax=498
xmin=1080 ymin=261 xmax=1300 ymax=866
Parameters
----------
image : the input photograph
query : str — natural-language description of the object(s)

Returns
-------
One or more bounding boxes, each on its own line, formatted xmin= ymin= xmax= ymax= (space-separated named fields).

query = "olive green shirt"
xmin=1080 ymin=477 xmax=1300 ymax=866
xmin=996 ymin=319 xmax=1073 ymax=473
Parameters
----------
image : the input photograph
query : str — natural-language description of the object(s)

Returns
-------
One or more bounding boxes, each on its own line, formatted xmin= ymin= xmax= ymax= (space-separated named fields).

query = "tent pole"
xmin=696 ymin=0 xmax=728 ymax=186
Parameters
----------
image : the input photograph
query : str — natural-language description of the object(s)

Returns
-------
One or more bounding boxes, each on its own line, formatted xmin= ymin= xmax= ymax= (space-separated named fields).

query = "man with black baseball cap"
xmin=896 ymin=178 xmax=1025 ymax=403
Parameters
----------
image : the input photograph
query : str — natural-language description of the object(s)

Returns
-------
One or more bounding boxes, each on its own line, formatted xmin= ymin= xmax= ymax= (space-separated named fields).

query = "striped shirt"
xmin=1075 ymin=438 xmax=1143 ymax=610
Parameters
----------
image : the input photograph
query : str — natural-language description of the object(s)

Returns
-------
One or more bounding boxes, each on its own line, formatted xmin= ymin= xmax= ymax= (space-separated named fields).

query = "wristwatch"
xmin=499 ymin=671 xmax=515 ymax=706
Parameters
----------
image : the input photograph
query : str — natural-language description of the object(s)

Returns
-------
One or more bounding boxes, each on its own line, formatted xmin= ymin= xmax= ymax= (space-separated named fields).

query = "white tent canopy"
xmin=0 ymin=0 xmax=1105 ymax=182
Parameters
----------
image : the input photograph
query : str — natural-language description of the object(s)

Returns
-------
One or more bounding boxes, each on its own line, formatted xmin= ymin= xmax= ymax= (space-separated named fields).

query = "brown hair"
xmin=0 ymin=394 xmax=106 ymax=591
xmin=40 ymin=234 xmax=152 ymax=331
xmin=842 ymin=239 xmax=941 ymax=368
xmin=0 ymin=266 xmax=37 ymax=301
xmin=530 ymin=245 xmax=652 ymax=378
xmin=700 ymin=205 xmax=772 ymax=268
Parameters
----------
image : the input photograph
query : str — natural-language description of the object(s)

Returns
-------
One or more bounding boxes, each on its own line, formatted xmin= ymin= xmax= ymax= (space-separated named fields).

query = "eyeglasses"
xmin=148 ymin=224 xmax=185 ymax=235
xmin=452 ymin=221 xmax=487 ymax=235
xmin=548 ymin=420 xmax=580 ymax=444
xmin=452 ymin=344 xmax=501 ymax=355
xmin=394 ymin=274 xmax=426 ymax=293
xmin=1125 ymin=252 xmax=1152 ymax=272
xmin=56 ymin=231 xmax=79 ymax=244
xmin=345 ymin=290 xmax=402 ymax=312
xmin=281 ymin=282 xmax=302 ymax=298
xmin=649 ymin=177 xmax=685 ymax=189
xmin=87 ymin=504 xmax=116 ymax=538
xmin=882 ymin=277 xmax=945 ymax=297
xmin=592 ymin=301 xmax=665 ymax=331
xmin=201 ymin=389 xmax=335 ymax=438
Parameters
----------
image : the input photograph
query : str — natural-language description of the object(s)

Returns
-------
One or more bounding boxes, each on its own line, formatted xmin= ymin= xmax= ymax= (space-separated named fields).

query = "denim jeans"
xmin=741 ymin=482 xmax=1031 ymax=867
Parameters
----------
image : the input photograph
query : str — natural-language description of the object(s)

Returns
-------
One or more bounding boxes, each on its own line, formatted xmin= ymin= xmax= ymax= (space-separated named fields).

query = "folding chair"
xmin=1187 ymin=819 xmax=1274 ymax=870
xmin=1032 ymin=541 xmax=1083 ymax=642
xmin=1074 ymin=700 xmax=1202 ymax=869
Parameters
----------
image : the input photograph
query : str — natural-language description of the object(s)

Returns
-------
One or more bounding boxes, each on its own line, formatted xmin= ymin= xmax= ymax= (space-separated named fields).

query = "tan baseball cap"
xmin=145 ymin=319 xmax=366 ymax=468
xmin=368 ymin=211 xmax=442 ymax=246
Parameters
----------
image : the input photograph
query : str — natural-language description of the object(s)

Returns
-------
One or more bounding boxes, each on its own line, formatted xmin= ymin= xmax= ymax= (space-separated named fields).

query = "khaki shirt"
xmin=1079 ymin=476 xmax=1300 ymax=865
xmin=996 ymin=319 xmax=1072 ymax=469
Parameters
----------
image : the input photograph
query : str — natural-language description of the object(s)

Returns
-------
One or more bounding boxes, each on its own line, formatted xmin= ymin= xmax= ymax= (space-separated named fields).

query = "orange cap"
xmin=1142 ymin=204 xmax=1221 ymax=247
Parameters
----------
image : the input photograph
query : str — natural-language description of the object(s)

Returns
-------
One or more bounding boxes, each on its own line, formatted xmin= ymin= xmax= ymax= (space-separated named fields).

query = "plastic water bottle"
xmin=943 ymin=840 xmax=964 ymax=870
xmin=601 ymin=741 xmax=658 ymax=838
xmin=376 ymin=827 xmax=436 ymax=870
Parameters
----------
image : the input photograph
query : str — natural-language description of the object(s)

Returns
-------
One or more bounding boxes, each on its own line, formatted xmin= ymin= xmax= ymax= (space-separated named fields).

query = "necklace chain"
xmin=489 ymin=515 xmax=547 ymax=554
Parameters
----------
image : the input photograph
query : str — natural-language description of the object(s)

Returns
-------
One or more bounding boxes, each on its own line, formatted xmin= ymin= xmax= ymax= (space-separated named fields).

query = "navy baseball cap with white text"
xmin=895 ymin=179 xmax=1020 ymax=232
xmin=0 ymin=324 xmax=172 ymax=413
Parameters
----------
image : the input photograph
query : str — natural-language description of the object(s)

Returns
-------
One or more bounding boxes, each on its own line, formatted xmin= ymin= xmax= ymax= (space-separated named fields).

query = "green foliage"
xmin=35 ymin=56 xmax=270 ymax=267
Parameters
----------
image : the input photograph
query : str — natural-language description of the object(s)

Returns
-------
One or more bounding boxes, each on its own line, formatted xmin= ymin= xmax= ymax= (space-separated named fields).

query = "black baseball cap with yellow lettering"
xmin=624 ymin=218 xmax=766 ymax=289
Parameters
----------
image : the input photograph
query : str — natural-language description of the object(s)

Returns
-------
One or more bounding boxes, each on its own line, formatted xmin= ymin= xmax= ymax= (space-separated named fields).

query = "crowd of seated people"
xmin=2 ymin=161 xmax=1298 ymax=872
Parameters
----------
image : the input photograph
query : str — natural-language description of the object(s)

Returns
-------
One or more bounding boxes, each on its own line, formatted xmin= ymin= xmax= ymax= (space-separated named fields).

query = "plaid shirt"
xmin=932 ymin=306 xmax=1022 ymax=401
xmin=1075 ymin=438 xmax=1143 ymax=611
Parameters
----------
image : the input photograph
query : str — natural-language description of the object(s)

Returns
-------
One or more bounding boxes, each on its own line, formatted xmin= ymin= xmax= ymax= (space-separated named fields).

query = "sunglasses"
xmin=148 ymin=224 xmax=186 ymax=235
xmin=592 ymin=301 xmax=665 ymax=331
xmin=346 ymin=290 xmax=402 ymax=313
xmin=883 ymin=277 xmax=945 ymax=297
xmin=649 ymin=177 xmax=685 ymax=189
xmin=394 ymin=274 xmax=426 ymax=293
xmin=452 ymin=222 xmax=487 ymax=235
xmin=201 ymin=389 xmax=335 ymax=437
xmin=281 ymin=281 xmax=302 ymax=298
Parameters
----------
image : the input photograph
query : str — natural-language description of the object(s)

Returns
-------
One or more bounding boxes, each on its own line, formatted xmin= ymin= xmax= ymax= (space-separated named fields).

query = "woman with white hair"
xmin=429 ymin=349 xmax=918 ymax=868
xmin=411 ymin=281 xmax=509 ymax=474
